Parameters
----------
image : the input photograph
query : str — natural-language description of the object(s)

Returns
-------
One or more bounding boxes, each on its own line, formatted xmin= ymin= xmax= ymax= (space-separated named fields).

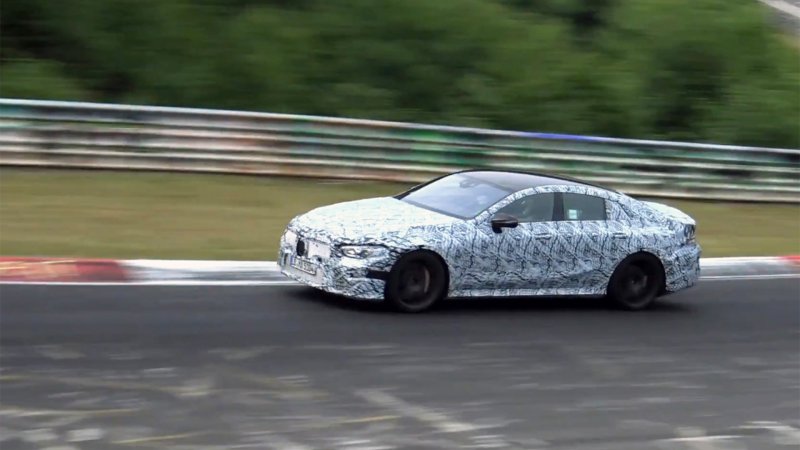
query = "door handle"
xmin=613 ymin=232 xmax=628 ymax=239
xmin=535 ymin=233 xmax=553 ymax=240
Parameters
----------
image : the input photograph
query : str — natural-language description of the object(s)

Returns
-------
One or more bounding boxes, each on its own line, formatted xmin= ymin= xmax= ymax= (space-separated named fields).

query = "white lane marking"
xmin=667 ymin=435 xmax=742 ymax=442
xmin=700 ymin=256 xmax=789 ymax=265
xmin=136 ymin=279 xmax=295 ymax=285
xmin=176 ymin=377 xmax=214 ymax=398
xmin=470 ymin=435 xmax=512 ymax=448
xmin=35 ymin=345 xmax=84 ymax=360
xmin=249 ymin=433 xmax=313 ymax=450
xmin=701 ymin=274 xmax=800 ymax=281
xmin=741 ymin=421 xmax=800 ymax=446
xmin=1 ymin=273 xmax=798 ymax=287
xmin=67 ymin=428 xmax=104 ymax=442
xmin=355 ymin=389 xmax=477 ymax=434
xmin=20 ymin=428 xmax=58 ymax=443
xmin=335 ymin=439 xmax=395 ymax=450
xmin=125 ymin=259 xmax=279 ymax=269
xmin=208 ymin=346 xmax=274 ymax=361
xmin=660 ymin=427 xmax=745 ymax=450
xmin=667 ymin=427 xmax=727 ymax=450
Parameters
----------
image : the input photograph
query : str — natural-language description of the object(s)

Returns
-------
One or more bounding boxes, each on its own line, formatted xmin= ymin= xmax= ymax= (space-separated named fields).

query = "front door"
xmin=463 ymin=192 xmax=558 ymax=293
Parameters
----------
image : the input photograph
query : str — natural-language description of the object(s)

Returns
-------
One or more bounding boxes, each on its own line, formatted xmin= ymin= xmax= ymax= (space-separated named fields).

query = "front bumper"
xmin=663 ymin=243 xmax=702 ymax=293
xmin=277 ymin=230 xmax=391 ymax=300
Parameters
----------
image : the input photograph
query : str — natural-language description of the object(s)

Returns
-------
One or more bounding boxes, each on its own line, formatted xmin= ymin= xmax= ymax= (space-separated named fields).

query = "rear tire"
xmin=384 ymin=251 xmax=447 ymax=313
xmin=607 ymin=253 xmax=664 ymax=310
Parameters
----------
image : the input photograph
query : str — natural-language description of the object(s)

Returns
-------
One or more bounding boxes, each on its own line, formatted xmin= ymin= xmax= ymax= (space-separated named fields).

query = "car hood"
xmin=289 ymin=196 xmax=460 ymax=243
xmin=642 ymin=200 xmax=695 ymax=225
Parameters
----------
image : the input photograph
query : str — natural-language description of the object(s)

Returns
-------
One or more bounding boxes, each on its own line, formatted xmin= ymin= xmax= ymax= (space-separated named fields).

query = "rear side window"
xmin=561 ymin=193 xmax=606 ymax=221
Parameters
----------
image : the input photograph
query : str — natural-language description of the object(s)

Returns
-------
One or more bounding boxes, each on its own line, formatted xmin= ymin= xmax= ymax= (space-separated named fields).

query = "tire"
xmin=384 ymin=250 xmax=448 ymax=313
xmin=607 ymin=253 xmax=665 ymax=311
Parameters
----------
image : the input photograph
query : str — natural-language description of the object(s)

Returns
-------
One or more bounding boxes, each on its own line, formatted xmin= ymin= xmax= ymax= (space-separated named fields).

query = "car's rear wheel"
xmin=607 ymin=253 xmax=664 ymax=310
xmin=384 ymin=251 xmax=447 ymax=313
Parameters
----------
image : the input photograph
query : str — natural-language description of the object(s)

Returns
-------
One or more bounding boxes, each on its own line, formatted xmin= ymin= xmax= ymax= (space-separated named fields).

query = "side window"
xmin=561 ymin=193 xmax=606 ymax=221
xmin=497 ymin=193 xmax=555 ymax=223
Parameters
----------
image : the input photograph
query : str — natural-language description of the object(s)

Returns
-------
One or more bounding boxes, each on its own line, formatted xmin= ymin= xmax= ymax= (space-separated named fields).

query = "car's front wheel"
xmin=384 ymin=250 xmax=447 ymax=313
xmin=607 ymin=253 xmax=665 ymax=310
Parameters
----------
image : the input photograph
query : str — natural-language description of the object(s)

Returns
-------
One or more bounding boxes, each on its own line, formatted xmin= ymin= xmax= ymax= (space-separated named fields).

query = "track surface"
xmin=1 ymin=279 xmax=799 ymax=450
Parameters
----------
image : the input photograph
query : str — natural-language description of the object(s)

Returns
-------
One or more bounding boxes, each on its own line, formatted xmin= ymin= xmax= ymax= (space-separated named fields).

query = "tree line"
xmin=2 ymin=0 xmax=798 ymax=148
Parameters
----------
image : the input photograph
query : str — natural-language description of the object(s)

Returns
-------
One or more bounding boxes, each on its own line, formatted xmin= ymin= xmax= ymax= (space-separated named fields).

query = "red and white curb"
xmin=0 ymin=256 xmax=798 ymax=285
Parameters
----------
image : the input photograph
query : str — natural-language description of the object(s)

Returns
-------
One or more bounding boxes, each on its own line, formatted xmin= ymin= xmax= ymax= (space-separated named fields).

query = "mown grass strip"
xmin=1 ymin=168 xmax=797 ymax=259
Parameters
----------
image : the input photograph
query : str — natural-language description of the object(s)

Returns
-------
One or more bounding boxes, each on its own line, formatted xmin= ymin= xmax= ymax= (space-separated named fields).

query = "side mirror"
xmin=491 ymin=212 xmax=519 ymax=233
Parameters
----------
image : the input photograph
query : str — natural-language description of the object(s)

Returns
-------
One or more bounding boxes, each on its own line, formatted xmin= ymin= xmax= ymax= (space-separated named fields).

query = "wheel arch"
xmin=610 ymin=250 xmax=667 ymax=295
xmin=403 ymin=247 xmax=451 ymax=296
xmin=383 ymin=247 xmax=452 ymax=312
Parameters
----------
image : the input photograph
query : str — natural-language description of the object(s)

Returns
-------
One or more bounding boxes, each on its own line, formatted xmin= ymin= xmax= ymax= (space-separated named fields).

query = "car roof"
xmin=456 ymin=169 xmax=617 ymax=194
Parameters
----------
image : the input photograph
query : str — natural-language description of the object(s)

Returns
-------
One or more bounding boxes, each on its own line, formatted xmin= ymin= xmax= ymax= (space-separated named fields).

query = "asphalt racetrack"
xmin=1 ymin=278 xmax=799 ymax=449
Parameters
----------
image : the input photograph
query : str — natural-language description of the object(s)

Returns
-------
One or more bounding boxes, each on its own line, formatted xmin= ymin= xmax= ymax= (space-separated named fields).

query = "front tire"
xmin=384 ymin=251 xmax=447 ymax=313
xmin=607 ymin=253 xmax=664 ymax=310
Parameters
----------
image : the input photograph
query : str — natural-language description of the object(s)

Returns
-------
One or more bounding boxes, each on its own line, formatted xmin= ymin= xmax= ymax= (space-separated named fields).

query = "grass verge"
xmin=1 ymin=168 xmax=798 ymax=259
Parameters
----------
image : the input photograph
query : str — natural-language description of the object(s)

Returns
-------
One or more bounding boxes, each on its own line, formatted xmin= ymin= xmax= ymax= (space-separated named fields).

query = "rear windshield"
xmin=398 ymin=173 xmax=514 ymax=219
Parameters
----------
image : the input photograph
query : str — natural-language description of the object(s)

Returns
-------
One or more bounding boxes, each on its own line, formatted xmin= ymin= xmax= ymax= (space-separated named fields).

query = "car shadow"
xmin=287 ymin=287 xmax=694 ymax=315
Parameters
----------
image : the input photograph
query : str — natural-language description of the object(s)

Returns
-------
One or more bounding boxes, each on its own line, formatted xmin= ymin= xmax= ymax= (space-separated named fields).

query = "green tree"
xmin=599 ymin=0 xmax=799 ymax=145
xmin=0 ymin=59 xmax=90 ymax=100
xmin=1 ymin=0 xmax=797 ymax=147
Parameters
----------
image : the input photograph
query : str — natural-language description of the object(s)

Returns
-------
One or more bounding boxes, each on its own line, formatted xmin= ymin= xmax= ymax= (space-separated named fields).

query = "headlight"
xmin=684 ymin=224 xmax=696 ymax=244
xmin=339 ymin=245 xmax=389 ymax=259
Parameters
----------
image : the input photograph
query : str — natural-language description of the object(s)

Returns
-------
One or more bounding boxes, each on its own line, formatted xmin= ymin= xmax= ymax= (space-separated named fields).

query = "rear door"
xmin=551 ymin=191 xmax=616 ymax=292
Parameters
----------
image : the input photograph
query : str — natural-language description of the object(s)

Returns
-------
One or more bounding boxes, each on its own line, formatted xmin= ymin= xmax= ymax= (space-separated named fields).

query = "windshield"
xmin=398 ymin=173 xmax=514 ymax=219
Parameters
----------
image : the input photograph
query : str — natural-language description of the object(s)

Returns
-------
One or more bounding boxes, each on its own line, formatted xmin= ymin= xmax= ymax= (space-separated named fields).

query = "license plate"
xmin=290 ymin=256 xmax=317 ymax=275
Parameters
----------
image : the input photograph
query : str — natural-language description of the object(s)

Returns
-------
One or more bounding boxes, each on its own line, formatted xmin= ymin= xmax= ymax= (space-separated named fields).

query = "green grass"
xmin=1 ymin=168 xmax=798 ymax=259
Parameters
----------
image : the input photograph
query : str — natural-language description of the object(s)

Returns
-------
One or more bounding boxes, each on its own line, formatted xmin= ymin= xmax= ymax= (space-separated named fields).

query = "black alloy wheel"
xmin=384 ymin=251 xmax=447 ymax=313
xmin=607 ymin=253 xmax=664 ymax=310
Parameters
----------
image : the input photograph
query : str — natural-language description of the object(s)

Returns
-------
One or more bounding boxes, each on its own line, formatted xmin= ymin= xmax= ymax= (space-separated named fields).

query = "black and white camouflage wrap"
xmin=278 ymin=184 xmax=701 ymax=301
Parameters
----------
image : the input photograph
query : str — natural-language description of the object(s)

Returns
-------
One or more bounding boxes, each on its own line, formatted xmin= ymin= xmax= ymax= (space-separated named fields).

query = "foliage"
xmin=0 ymin=59 xmax=90 ymax=100
xmin=1 ymin=0 xmax=797 ymax=147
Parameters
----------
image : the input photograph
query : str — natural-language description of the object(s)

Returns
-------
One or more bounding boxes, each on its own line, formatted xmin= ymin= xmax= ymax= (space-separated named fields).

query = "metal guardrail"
xmin=0 ymin=98 xmax=798 ymax=202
